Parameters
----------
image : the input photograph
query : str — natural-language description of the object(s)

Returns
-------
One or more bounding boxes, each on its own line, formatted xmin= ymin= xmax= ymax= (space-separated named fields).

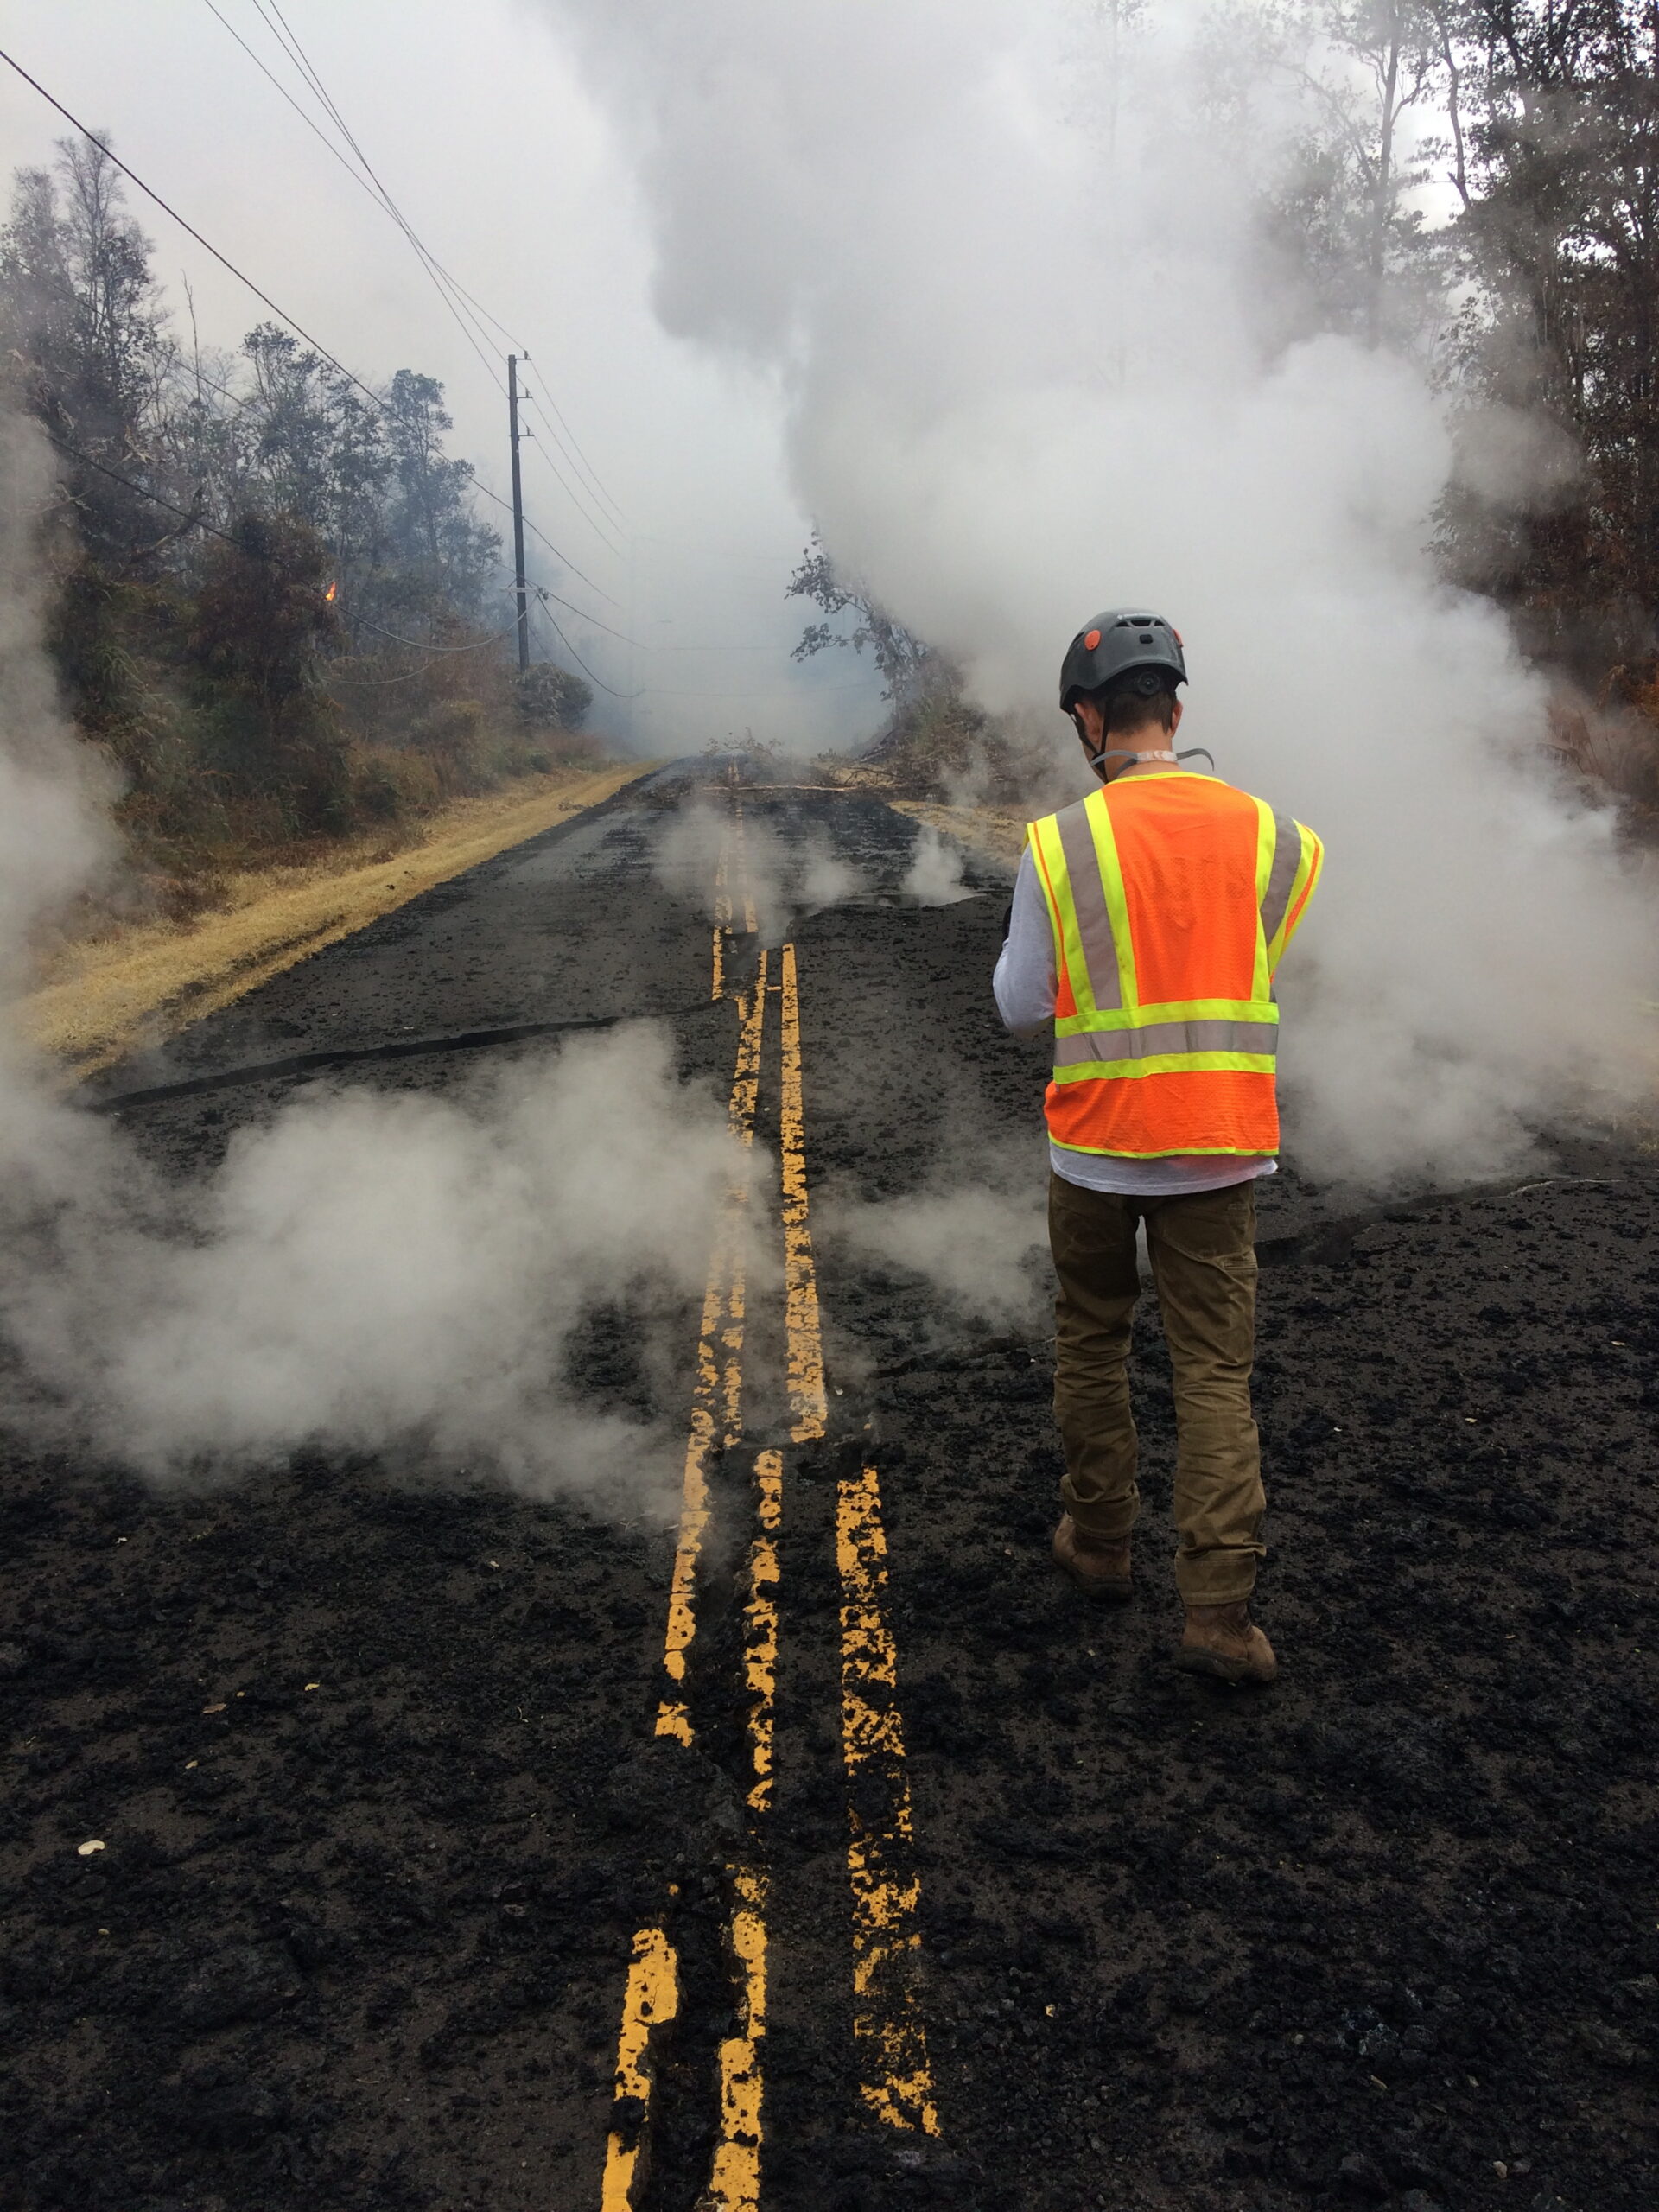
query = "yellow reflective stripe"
xmin=1252 ymin=798 xmax=1275 ymax=904
xmin=1267 ymin=823 xmax=1323 ymax=969
xmin=1250 ymin=798 xmax=1275 ymax=1002
xmin=1030 ymin=815 xmax=1098 ymax=1020
xmin=1056 ymin=996 xmax=1273 ymax=1034
xmin=1052 ymin=1052 xmax=1279 ymax=1081
xmin=1084 ymin=789 xmax=1138 ymax=1007
xmin=1052 ymin=1137 xmax=1273 ymax=1159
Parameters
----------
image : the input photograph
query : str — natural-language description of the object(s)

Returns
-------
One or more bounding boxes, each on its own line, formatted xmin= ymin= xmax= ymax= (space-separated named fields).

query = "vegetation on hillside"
xmin=2 ymin=137 xmax=597 ymax=912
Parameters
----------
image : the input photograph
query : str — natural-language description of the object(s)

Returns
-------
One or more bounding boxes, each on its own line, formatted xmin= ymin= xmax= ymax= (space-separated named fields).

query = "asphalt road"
xmin=2 ymin=761 xmax=1656 ymax=2212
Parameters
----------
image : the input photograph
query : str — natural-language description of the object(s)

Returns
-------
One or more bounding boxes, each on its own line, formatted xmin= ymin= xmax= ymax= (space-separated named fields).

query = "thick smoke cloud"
xmin=0 ymin=416 xmax=745 ymax=1497
xmin=543 ymin=0 xmax=1659 ymax=1187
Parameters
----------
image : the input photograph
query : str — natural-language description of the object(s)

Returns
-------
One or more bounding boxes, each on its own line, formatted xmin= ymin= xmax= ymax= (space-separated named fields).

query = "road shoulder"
xmin=22 ymin=760 xmax=658 ymax=1079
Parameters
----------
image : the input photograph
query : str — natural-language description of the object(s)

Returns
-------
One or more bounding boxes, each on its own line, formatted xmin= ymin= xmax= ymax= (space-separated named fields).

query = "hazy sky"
xmin=0 ymin=2 xmax=882 ymax=747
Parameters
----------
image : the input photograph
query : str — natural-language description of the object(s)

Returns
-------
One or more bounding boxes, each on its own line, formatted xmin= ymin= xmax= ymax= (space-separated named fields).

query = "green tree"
xmin=1432 ymin=2 xmax=1659 ymax=676
xmin=380 ymin=368 xmax=501 ymax=624
xmin=0 ymin=135 xmax=174 ymax=564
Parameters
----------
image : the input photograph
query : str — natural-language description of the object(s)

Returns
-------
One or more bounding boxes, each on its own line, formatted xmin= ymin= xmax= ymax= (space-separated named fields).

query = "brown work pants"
xmin=1048 ymin=1171 xmax=1266 ymax=1605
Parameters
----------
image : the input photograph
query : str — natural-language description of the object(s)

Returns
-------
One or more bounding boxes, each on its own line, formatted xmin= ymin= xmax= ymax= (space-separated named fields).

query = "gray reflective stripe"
xmin=1055 ymin=799 xmax=1121 ymax=1011
xmin=1259 ymin=810 xmax=1302 ymax=946
xmin=1054 ymin=1020 xmax=1281 ymax=1066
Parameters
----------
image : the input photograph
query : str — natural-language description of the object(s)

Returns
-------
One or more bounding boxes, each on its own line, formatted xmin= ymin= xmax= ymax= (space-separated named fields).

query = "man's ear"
xmin=1170 ymin=697 xmax=1185 ymax=734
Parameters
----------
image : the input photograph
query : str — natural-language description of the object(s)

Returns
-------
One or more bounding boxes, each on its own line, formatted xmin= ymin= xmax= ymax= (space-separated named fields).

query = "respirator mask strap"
xmin=1175 ymin=746 xmax=1216 ymax=772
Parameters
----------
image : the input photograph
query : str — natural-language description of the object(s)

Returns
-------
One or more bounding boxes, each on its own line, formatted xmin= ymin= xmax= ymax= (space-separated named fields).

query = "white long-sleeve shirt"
xmin=994 ymin=844 xmax=1274 ymax=1198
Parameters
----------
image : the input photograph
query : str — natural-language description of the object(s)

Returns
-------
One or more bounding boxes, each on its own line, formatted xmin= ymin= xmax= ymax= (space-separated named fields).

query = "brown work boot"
xmin=1174 ymin=1601 xmax=1278 ymax=1684
xmin=1052 ymin=1514 xmax=1133 ymax=1605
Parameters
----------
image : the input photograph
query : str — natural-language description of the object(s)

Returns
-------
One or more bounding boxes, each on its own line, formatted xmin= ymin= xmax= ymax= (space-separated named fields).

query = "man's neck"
xmin=1104 ymin=747 xmax=1181 ymax=782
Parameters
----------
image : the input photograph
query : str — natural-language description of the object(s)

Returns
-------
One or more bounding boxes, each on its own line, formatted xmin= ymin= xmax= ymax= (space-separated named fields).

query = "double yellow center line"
xmin=600 ymin=793 xmax=937 ymax=2209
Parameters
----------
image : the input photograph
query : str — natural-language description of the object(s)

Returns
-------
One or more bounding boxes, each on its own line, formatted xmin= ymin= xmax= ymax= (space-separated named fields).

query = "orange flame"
xmin=324 ymin=580 xmax=338 ymax=603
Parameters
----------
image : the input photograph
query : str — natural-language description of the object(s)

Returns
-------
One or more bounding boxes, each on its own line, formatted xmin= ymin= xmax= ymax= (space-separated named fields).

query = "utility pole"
xmin=507 ymin=353 xmax=530 ymax=673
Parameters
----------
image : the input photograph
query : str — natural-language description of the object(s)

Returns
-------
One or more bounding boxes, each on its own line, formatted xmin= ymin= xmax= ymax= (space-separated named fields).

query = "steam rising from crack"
xmin=901 ymin=826 xmax=971 ymax=907
xmin=655 ymin=797 xmax=865 ymax=940
xmin=543 ymin=0 xmax=1659 ymax=1185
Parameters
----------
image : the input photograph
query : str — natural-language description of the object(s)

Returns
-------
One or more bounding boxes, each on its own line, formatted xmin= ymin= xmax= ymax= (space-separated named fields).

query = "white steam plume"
xmin=3 ymin=1035 xmax=742 ymax=1497
xmin=902 ymin=825 xmax=971 ymax=907
xmin=0 ymin=415 xmax=117 ymax=986
xmin=655 ymin=797 xmax=865 ymax=939
xmin=831 ymin=1173 xmax=1046 ymax=1332
xmin=543 ymin=0 xmax=1659 ymax=1187
xmin=0 ymin=416 xmax=745 ymax=1499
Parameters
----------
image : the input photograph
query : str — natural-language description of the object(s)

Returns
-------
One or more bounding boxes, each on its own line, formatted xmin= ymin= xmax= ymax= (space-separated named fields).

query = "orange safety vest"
xmin=1027 ymin=772 xmax=1322 ymax=1159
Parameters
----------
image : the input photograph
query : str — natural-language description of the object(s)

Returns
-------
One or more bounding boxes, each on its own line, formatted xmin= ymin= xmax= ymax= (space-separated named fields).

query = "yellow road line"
xmin=698 ymin=803 xmax=776 ymax=2207
xmin=656 ymin=950 xmax=768 ymax=1745
xmin=599 ymin=1925 xmax=680 ymax=2209
xmin=608 ymin=828 xmax=942 ymax=2209
xmin=836 ymin=1463 xmax=939 ymax=2136
xmin=779 ymin=943 xmax=828 ymax=1443
xmin=705 ymin=1863 xmax=768 ymax=2210
xmin=744 ymin=1449 xmax=784 ymax=1815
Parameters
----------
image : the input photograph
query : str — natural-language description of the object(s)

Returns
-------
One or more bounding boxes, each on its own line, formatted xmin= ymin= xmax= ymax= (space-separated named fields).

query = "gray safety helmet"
xmin=1059 ymin=610 xmax=1187 ymax=715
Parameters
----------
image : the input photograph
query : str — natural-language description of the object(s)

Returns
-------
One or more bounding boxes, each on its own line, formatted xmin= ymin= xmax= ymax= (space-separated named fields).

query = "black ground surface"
xmin=2 ymin=764 xmax=1656 ymax=2212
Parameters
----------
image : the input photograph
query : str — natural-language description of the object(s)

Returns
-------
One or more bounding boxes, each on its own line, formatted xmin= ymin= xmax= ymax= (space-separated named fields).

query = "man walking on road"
xmin=995 ymin=613 xmax=1322 ymax=1683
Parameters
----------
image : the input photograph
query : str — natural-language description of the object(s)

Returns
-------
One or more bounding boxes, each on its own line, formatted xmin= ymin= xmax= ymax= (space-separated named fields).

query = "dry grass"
xmin=888 ymin=797 xmax=1030 ymax=869
xmin=24 ymin=760 xmax=658 ymax=1078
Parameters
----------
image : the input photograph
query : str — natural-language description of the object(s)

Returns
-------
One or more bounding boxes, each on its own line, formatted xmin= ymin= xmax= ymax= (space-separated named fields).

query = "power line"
xmin=510 ymin=510 xmax=619 ymax=604
xmin=641 ymin=681 xmax=875 ymax=697
xmin=202 ymin=0 xmax=514 ymax=416
xmin=355 ymin=613 xmax=520 ymax=653
xmin=534 ymin=584 xmax=645 ymax=650
xmin=0 ymin=45 xmax=393 ymax=418
xmin=237 ymin=0 xmax=629 ymax=546
xmin=533 ymin=598 xmax=642 ymax=699
xmin=37 ymin=437 xmax=861 ymax=702
xmin=538 ymin=588 xmax=801 ymax=660
xmin=521 ymin=384 xmax=626 ymax=524
xmin=514 ymin=385 xmax=626 ymax=556
xmin=42 ymin=432 xmax=238 ymax=544
xmin=244 ymin=0 xmax=552 ymax=475
xmin=327 ymin=613 xmax=523 ymax=683
xmin=521 ymin=386 xmax=627 ymax=531
xmin=39 ymin=433 xmax=497 ymax=652
xmin=4 ymin=41 xmax=625 ymax=613
xmin=168 ymin=345 xmax=629 ymax=617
